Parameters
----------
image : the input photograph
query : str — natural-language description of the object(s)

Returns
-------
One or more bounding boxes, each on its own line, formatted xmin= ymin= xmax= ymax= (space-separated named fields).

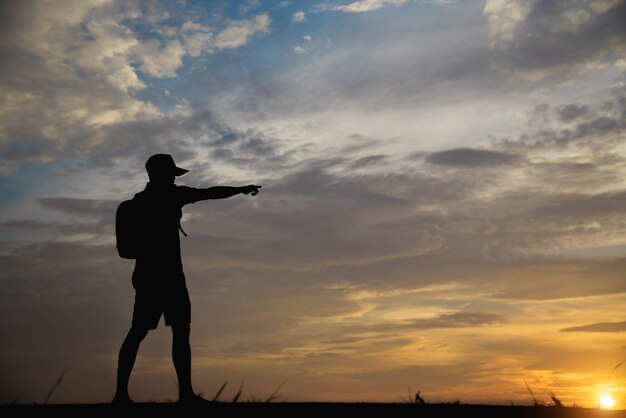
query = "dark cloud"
xmin=37 ymin=197 xmax=117 ymax=218
xmin=76 ymin=108 xmax=298 ymax=177
xmin=523 ymin=160 xmax=624 ymax=194
xmin=175 ymin=150 xmax=626 ymax=299
xmin=335 ymin=311 xmax=504 ymax=335
xmin=575 ymin=116 xmax=620 ymax=139
xmin=0 ymin=218 xmax=112 ymax=238
xmin=531 ymin=190 xmax=626 ymax=220
xmin=350 ymin=154 xmax=388 ymax=169
xmin=561 ymin=321 xmax=626 ymax=333
xmin=203 ymin=128 xmax=297 ymax=172
xmin=179 ymin=167 xmax=437 ymax=268
xmin=11 ymin=146 xmax=626 ymax=300
xmin=426 ymin=148 xmax=518 ymax=167
xmin=498 ymin=95 xmax=626 ymax=152
xmin=486 ymin=0 xmax=626 ymax=79
xmin=413 ymin=311 xmax=503 ymax=328
xmin=0 ymin=220 xmax=51 ymax=229
xmin=558 ymin=104 xmax=589 ymax=122
xmin=488 ymin=257 xmax=626 ymax=300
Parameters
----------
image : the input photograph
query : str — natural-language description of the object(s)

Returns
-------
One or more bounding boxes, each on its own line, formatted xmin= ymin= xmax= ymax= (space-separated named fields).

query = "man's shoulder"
xmin=132 ymin=190 xmax=147 ymax=201
xmin=134 ymin=184 xmax=199 ymax=204
xmin=175 ymin=184 xmax=201 ymax=194
xmin=174 ymin=184 xmax=202 ymax=205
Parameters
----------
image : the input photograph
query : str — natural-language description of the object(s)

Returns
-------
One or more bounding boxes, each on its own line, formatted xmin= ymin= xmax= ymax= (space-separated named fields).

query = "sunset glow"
xmin=1 ymin=0 xmax=625 ymax=408
xmin=600 ymin=394 xmax=615 ymax=409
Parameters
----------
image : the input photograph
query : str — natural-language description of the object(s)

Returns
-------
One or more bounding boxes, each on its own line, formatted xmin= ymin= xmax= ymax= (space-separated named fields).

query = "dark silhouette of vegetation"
xmin=211 ymin=382 xmax=228 ymax=402
xmin=265 ymin=380 xmax=287 ymax=403
xmin=232 ymin=381 xmax=244 ymax=403
xmin=524 ymin=377 xmax=540 ymax=406
xmin=43 ymin=368 xmax=68 ymax=405
xmin=402 ymin=387 xmax=426 ymax=404
xmin=548 ymin=392 xmax=563 ymax=407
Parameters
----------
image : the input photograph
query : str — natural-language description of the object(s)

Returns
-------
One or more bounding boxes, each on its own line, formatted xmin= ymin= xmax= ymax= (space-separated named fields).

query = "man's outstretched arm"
xmin=190 ymin=185 xmax=261 ymax=202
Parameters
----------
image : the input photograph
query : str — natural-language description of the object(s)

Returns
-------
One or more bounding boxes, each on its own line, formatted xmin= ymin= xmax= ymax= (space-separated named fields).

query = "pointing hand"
xmin=243 ymin=185 xmax=262 ymax=196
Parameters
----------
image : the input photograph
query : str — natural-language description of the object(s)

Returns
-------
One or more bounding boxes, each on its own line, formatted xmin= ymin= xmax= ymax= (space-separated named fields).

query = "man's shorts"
xmin=132 ymin=283 xmax=191 ymax=330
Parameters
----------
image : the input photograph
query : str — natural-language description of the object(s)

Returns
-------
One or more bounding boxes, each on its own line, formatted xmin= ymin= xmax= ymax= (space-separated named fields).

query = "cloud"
xmin=293 ymin=45 xmax=306 ymax=54
xmin=497 ymin=95 xmax=626 ymax=154
xmin=0 ymin=1 xmax=159 ymax=173
xmin=6 ymin=98 xmax=626 ymax=298
xmin=228 ymin=12 xmax=498 ymax=120
xmin=214 ymin=14 xmax=271 ymax=49
xmin=313 ymin=311 xmax=505 ymax=350
xmin=330 ymin=0 xmax=407 ymax=13
xmin=318 ymin=0 xmax=453 ymax=14
xmin=483 ymin=0 xmax=626 ymax=80
xmin=426 ymin=148 xmax=519 ymax=167
xmin=181 ymin=15 xmax=271 ymax=55
xmin=181 ymin=21 xmax=213 ymax=57
xmin=349 ymin=154 xmax=388 ymax=168
xmin=561 ymin=321 xmax=626 ymax=332
xmin=292 ymin=11 xmax=306 ymax=22
xmin=0 ymin=3 xmax=272 ymax=174
xmin=0 ymin=220 xmax=52 ymax=230
xmin=410 ymin=311 xmax=504 ymax=329
xmin=558 ymin=103 xmax=589 ymax=122
xmin=137 ymin=40 xmax=185 ymax=78
xmin=483 ymin=0 xmax=534 ymax=44
xmin=530 ymin=191 xmax=626 ymax=220
xmin=303 ymin=35 xmax=312 ymax=42
xmin=37 ymin=198 xmax=117 ymax=218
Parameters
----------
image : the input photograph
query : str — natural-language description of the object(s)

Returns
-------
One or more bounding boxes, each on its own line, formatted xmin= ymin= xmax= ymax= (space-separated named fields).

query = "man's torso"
xmin=131 ymin=182 xmax=199 ymax=289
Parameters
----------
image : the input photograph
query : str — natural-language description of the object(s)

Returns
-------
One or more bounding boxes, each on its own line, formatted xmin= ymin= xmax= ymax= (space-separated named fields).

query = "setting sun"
xmin=600 ymin=394 xmax=615 ymax=409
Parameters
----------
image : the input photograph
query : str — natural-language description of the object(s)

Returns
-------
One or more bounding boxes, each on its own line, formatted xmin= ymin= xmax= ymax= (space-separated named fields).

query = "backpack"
xmin=115 ymin=192 xmax=188 ymax=259
xmin=115 ymin=196 xmax=143 ymax=259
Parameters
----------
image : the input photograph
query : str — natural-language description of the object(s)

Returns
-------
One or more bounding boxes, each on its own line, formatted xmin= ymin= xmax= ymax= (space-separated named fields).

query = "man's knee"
xmin=128 ymin=325 xmax=150 ymax=342
xmin=171 ymin=323 xmax=190 ymax=338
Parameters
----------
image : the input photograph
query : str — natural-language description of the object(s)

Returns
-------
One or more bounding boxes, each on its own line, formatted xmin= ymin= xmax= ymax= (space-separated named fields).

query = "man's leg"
xmin=171 ymin=323 xmax=194 ymax=400
xmin=113 ymin=325 xmax=149 ymax=402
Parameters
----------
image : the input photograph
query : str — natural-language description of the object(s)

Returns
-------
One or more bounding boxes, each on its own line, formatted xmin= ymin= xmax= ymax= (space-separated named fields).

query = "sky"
xmin=0 ymin=0 xmax=625 ymax=408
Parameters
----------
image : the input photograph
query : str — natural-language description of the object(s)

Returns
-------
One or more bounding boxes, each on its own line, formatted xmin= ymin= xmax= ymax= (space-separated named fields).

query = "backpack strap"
xmin=136 ymin=188 xmax=188 ymax=237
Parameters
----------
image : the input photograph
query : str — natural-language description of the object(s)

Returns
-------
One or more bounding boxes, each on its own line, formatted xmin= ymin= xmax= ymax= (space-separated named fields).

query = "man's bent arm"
xmin=191 ymin=185 xmax=261 ymax=202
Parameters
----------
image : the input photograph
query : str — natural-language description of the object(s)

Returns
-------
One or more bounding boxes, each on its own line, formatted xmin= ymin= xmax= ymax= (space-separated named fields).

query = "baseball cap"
xmin=145 ymin=154 xmax=189 ymax=176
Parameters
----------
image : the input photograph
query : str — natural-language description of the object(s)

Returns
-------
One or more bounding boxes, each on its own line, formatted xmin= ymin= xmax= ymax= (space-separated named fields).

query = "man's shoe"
xmin=111 ymin=395 xmax=136 ymax=406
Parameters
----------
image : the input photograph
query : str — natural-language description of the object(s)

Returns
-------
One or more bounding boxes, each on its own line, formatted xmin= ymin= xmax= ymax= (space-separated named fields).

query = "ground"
xmin=3 ymin=403 xmax=626 ymax=418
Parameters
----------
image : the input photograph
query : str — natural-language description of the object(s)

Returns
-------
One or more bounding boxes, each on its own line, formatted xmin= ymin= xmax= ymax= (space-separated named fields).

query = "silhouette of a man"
xmin=113 ymin=154 xmax=261 ymax=404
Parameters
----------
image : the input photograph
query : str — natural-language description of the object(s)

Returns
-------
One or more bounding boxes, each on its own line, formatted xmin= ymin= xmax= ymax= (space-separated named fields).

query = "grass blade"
xmin=232 ymin=381 xmax=244 ymax=403
xmin=265 ymin=380 xmax=286 ymax=403
xmin=211 ymin=381 xmax=228 ymax=402
xmin=548 ymin=391 xmax=563 ymax=407
xmin=523 ymin=377 xmax=539 ymax=407
xmin=415 ymin=390 xmax=426 ymax=405
xmin=43 ymin=368 xmax=68 ymax=405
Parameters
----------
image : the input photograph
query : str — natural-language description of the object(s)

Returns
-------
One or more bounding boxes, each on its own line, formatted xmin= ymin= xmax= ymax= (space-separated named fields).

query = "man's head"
xmin=145 ymin=154 xmax=188 ymax=184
